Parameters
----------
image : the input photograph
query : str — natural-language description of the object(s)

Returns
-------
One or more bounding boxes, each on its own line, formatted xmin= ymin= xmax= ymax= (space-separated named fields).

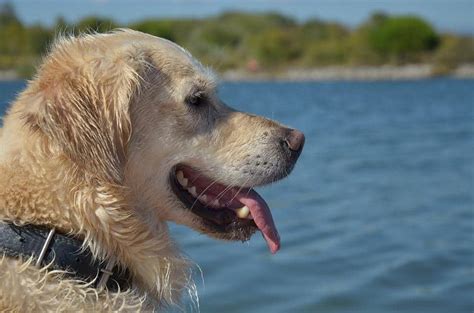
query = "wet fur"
xmin=0 ymin=29 xmax=290 ymax=311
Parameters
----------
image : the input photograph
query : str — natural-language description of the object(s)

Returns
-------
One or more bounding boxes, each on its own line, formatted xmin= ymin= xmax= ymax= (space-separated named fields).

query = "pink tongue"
xmin=235 ymin=189 xmax=280 ymax=254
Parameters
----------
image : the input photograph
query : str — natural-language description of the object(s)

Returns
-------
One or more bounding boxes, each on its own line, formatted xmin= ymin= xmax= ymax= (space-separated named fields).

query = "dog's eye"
xmin=185 ymin=93 xmax=206 ymax=107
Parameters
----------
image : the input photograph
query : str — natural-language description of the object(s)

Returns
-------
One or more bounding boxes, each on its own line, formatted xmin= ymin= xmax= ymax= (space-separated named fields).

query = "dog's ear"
xmin=24 ymin=39 xmax=142 ymax=184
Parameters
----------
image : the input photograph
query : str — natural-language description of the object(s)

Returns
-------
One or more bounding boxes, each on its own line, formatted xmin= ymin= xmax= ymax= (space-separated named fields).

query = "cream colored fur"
xmin=0 ymin=29 xmax=289 ymax=312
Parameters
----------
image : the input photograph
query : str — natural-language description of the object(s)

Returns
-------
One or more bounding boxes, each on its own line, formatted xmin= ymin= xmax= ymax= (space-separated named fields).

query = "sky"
xmin=3 ymin=0 xmax=474 ymax=34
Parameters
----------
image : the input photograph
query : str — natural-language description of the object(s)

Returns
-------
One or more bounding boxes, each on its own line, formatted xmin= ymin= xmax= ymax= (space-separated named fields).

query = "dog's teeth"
xmin=235 ymin=206 xmax=250 ymax=218
xmin=176 ymin=171 xmax=188 ymax=187
xmin=199 ymin=195 xmax=208 ymax=203
xmin=188 ymin=186 xmax=197 ymax=197
xmin=211 ymin=199 xmax=220 ymax=207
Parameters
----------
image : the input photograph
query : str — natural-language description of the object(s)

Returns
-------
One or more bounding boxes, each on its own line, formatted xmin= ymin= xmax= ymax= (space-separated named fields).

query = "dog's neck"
xmin=0 ymin=121 xmax=77 ymax=232
xmin=0 ymin=100 xmax=191 ymax=304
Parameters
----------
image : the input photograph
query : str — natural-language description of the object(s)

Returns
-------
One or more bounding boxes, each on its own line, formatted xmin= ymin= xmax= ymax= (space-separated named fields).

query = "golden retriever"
xmin=0 ymin=29 xmax=304 ymax=311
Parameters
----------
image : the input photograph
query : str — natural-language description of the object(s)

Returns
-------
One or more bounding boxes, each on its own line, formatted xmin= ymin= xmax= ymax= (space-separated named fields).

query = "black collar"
xmin=0 ymin=222 xmax=131 ymax=291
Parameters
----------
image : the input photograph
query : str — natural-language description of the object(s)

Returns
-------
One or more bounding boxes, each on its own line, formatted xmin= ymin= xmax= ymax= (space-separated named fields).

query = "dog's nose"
xmin=284 ymin=129 xmax=305 ymax=152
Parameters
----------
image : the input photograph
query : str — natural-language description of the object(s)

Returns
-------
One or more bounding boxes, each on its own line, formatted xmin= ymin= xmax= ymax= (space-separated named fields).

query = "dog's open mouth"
xmin=170 ymin=164 xmax=280 ymax=253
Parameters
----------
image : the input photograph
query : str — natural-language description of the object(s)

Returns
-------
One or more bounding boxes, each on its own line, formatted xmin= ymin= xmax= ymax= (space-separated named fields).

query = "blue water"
xmin=1 ymin=79 xmax=473 ymax=312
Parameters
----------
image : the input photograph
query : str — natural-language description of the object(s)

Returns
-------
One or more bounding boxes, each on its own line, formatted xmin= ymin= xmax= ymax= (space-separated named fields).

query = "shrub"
xmin=367 ymin=15 xmax=439 ymax=63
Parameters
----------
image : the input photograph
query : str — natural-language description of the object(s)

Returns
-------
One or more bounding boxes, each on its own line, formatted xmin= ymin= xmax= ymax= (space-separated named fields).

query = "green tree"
xmin=251 ymin=29 xmax=302 ymax=67
xmin=130 ymin=19 xmax=177 ymax=41
xmin=367 ymin=15 xmax=439 ymax=63
xmin=0 ymin=2 xmax=20 ymax=27
xmin=0 ymin=2 xmax=27 ymax=68
xmin=75 ymin=16 xmax=118 ymax=33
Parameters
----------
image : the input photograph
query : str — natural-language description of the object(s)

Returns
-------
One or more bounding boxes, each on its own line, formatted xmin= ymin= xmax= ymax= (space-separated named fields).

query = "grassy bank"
xmin=1 ymin=3 xmax=473 ymax=79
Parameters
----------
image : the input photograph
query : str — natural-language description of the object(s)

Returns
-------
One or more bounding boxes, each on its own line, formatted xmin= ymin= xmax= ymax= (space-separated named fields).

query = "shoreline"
xmin=222 ymin=64 xmax=474 ymax=81
xmin=2 ymin=64 xmax=474 ymax=82
xmin=0 ymin=70 xmax=19 ymax=81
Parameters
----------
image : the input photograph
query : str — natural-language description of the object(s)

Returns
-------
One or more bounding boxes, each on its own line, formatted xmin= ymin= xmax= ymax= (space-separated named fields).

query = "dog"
xmin=0 ymin=29 xmax=304 ymax=311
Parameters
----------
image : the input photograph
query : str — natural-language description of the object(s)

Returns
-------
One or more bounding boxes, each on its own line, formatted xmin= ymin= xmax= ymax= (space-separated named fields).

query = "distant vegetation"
xmin=0 ymin=2 xmax=473 ymax=78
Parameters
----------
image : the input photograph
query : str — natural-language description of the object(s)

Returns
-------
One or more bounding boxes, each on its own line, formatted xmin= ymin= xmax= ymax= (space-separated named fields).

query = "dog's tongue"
xmin=235 ymin=189 xmax=280 ymax=254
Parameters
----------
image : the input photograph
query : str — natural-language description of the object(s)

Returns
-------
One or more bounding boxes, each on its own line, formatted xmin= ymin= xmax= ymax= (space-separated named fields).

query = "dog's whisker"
xmin=214 ymin=184 xmax=237 ymax=204
xmin=189 ymin=179 xmax=219 ymax=211
xmin=228 ymin=176 xmax=252 ymax=204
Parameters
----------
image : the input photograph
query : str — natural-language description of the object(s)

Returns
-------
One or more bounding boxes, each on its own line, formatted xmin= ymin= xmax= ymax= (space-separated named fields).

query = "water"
xmin=1 ymin=79 xmax=473 ymax=312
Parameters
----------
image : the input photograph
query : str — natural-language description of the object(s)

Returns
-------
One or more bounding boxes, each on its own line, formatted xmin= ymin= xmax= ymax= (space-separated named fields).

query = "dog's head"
xmin=26 ymin=30 xmax=304 ymax=253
